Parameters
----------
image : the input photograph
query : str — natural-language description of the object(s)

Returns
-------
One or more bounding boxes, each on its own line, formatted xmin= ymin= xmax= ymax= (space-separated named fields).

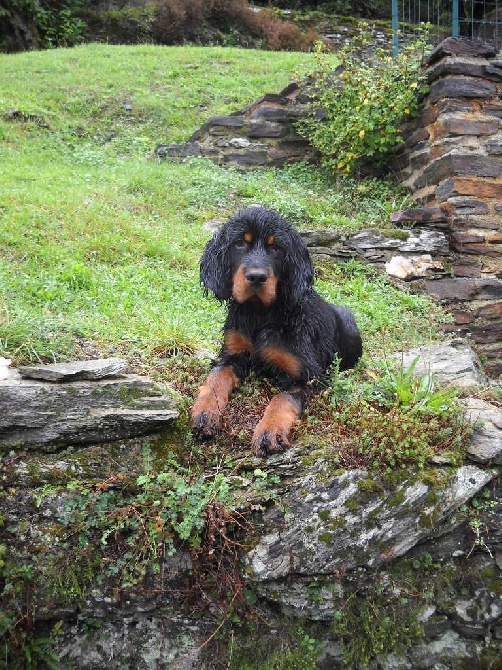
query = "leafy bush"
xmin=152 ymin=0 xmax=206 ymax=44
xmin=258 ymin=9 xmax=319 ymax=51
xmin=0 ymin=0 xmax=87 ymax=50
xmin=298 ymin=26 xmax=430 ymax=175
xmin=151 ymin=0 xmax=318 ymax=50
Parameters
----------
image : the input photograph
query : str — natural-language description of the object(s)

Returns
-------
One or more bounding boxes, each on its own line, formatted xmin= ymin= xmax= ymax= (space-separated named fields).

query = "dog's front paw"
xmin=191 ymin=410 xmax=221 ymax=440
xmin=251 ymin=426 xmax=291 ymax=457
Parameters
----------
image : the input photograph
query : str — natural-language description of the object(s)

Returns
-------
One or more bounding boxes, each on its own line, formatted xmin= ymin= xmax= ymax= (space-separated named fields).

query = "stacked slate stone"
xmin=391 ymin=37 xmax=502 ymax=378
xmin=155 ymin=83 xmax=317 ymax=168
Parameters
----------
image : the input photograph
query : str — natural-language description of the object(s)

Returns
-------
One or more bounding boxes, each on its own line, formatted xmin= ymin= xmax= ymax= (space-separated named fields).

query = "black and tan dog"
xmin=191 ymin=206 xmax=362 ymax=457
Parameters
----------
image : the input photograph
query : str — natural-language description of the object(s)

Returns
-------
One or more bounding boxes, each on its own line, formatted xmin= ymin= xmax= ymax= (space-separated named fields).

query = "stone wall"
xmin=155 ymin=83 xmax=316 ymax=169
xmin=1 ymin=348 xmax=501 ymax=668
xmin=390 ymin=37 xmax=502 ymax=378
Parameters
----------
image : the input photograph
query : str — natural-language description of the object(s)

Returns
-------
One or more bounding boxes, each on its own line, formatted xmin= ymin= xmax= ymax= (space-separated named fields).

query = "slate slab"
xmin=460 ymin=397 xmax=502 ymax=464
xmin=398 ymin=340 xmax=488 ymax=387
xmin=19 ymin=358 xmax=129 ymax=382
xmin=0 ymin=366 xmax=178 ymax=451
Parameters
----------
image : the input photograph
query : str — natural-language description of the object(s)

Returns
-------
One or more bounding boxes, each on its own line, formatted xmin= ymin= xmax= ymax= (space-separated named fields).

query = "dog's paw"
xmin=191 ymin=411 xmax=221 ymax=440
xmin=251 ymin=427 xmax=291 ymax=457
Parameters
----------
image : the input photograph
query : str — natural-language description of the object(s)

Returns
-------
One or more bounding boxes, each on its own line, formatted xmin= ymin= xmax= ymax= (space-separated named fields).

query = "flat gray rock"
xmin=460 ymin=397 xmax=502 ymax=464
xmin=0 ymin=367 xmax=178 ymax=451
xmin=19 ymin=358 xmax=128 ymax=381
xmin=398 ymin=340 xmax=487 ymax=387
xmin=244 ymin=464 xmax=494 ymax=584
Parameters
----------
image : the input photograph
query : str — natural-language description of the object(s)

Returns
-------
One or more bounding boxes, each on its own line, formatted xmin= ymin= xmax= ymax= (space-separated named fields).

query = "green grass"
xmin=0 ymin=43 xmax=438 ymax=365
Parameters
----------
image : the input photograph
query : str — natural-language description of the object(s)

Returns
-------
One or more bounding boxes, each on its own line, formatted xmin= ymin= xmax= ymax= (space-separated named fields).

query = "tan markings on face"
xmin=267 ymin=236 xmax=275 ymax=246
xmin=225 ymin=330 xmax=253 ymax=355
xmin=244 ymin=233 xmax=253 ymax=243
xmin=231 ymin=266 xmax=252 ymax=303
xmin=260 ymin=346 xmax=302 ymax=378
xmin=231 ymin=266 xmax=278 ymax=306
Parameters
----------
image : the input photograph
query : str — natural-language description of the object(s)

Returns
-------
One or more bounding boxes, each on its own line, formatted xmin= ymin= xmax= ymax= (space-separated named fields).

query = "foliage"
xmin=0 ymin=549 xmax=61 ymax=670
xmin=52 ymin=443 xmax=280 ymax=597
xmin=256 ymin=0 xmax=392 ymax=20
xmin=331 ymin=584 xmax=424 ymax=667
xmin=151 ymin=0 xmax=318 ymax=50
xmin=298 ymin=25 xmax=430 ymax=175
xmin=339 ymin=401 xmax=468 ymax=473
xmin=256 ymin=9 xmax=319 ymax=52
xmin=302 ymin=354 xmax=470 ymax=474
xmin=0 ymin=0 xmax=87 ymax=50
xmin=460 ymin=488 xmax=498 ymax=558
xmin=0 ymin=443 xmax=279 ymax=666
xmin=84 ymin=3 xmax=157 ymax=46
xmin=372 ymin=356 xmax=458 ymax=413
xmin=60 ymin=447 xmax=241 ymax=589
xmin=1 ymin=0 xmax=319 ymax=52
xmin=228 ymin=625 xmax=319 ymax=669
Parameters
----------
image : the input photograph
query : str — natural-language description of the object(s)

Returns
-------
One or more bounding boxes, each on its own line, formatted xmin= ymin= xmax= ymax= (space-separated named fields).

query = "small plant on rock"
xmin=372 ymin=357 xmax=458 ymax=414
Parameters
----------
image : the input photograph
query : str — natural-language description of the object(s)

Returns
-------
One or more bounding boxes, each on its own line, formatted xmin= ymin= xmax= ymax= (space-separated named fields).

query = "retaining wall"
xmin=391 ymin=37 xmax=502 ymax=378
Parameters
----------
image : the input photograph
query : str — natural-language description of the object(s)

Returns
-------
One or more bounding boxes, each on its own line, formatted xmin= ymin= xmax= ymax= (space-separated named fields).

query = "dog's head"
xmin=200 ymin=206 xmax=313 ymax=307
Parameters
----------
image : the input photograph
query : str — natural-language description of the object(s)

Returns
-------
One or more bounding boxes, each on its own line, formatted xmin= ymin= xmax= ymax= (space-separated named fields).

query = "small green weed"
xmin=460 ymin=488 xmax=498 ymax=558
xmin=371 ymin=357 xmax=458 ymax=413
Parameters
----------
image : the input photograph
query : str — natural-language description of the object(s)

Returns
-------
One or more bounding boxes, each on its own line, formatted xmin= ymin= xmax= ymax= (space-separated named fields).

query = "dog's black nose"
xmin=245 ymin=269 xmax=268 ymax=286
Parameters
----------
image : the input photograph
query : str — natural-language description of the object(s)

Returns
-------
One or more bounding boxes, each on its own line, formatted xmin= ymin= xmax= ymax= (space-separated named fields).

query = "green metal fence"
xmin=392 ymin=0 xmax=501 ymax=53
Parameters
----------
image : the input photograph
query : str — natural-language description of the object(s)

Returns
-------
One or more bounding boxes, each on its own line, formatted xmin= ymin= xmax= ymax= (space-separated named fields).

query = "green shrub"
xmin=0 ymin=0 xmax=87 ymax=50
xmin=151 ymin=0 xmax=318 ymax=50
xmin=298 ymin=25 xmax=430 ymax=175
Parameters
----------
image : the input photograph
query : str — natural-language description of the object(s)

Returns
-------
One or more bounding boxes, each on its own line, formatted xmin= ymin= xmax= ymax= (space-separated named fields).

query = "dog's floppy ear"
xmin=281 ymin=227 xmax=314 ymax=306
xmin=200 ymin=225 xmax=232 ymax=301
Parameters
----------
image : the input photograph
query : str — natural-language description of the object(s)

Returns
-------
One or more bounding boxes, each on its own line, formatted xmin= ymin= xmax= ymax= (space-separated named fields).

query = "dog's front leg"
xmin=191 ymin=365 xmax=239 ymax=440
xmin=251 ymin=390 xmax=304 ymax=457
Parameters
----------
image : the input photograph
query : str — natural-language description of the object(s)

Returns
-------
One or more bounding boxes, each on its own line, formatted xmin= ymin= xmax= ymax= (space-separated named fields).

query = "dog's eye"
xmin=234 ymin=239 xmax=248 ymax=250
xmin=268 ymin=243 xmax=281 ymax=253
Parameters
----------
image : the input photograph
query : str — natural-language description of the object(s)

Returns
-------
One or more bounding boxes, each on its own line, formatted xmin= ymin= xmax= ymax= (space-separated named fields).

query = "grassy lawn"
xmin=0 ymin=43 xmax=438 ymax=368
